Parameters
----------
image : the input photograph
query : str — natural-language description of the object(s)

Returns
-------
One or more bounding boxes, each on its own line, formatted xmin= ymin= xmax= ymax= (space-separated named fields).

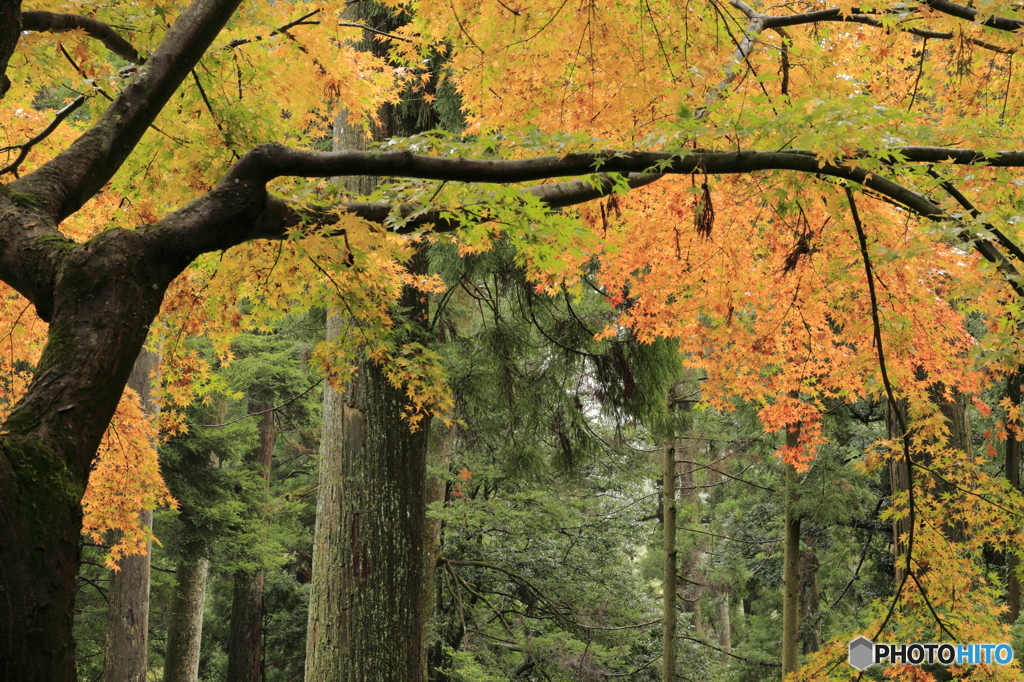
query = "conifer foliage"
xmin=5 ymin=0 xmax=1024 ymax=678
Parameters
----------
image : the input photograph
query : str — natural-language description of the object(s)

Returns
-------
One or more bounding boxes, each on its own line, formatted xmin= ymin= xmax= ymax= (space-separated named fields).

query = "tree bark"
xmin=662 ymin=438 xmax=678 ymax=682
xmin=304 ymin=315 xmax=430 ymax=682
xmin=425 ymin=424 xmax=455 ymax=680
xmin=226 ymin=405 xmax=276 ymax=682
xmin=799 ymin=544 xmax=820 ymax=655
xmin=102 ymin=349 xmax=159 ymax=682
xmin=162 ymin=556 xmax=211 ymax=682
xmin=714 ymin=593 xmax=731 ymax=661
xmin=781 ymin=428 xmax=801 ymax=678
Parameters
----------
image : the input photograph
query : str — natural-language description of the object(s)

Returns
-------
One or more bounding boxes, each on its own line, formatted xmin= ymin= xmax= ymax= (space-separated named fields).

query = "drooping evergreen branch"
xmin=189 ymin=379 xmax=324 ymax=428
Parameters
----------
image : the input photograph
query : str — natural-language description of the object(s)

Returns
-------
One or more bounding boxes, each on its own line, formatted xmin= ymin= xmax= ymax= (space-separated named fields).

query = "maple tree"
xmin=5 ymin=0 xmax=1024 ymax=678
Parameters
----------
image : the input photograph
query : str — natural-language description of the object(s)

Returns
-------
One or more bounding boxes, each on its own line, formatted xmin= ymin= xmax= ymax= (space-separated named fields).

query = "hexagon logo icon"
xmin=849 ymin=637 xmax=874 ymax=670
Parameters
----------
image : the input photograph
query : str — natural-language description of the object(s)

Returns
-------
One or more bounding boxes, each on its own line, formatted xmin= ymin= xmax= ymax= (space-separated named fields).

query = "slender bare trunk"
xmin=781 ymin=428 xmax=801 ymax=678
xmin=163 ymin=556 xmax=211 ymax=682
xmin=714 ymin=592 xmax=731 ymax=661
xmin=163 ymin=399 xmax=222 ymax=682
xmin=799 ymin=545 xmax=820 ymax=654
xmin=226 ymin=405 xmax=276 ymax=682
xmin=662 ymin=438 xmax=677 ymax=682
xmin=103 ymin=349 xmax=159 ymax=682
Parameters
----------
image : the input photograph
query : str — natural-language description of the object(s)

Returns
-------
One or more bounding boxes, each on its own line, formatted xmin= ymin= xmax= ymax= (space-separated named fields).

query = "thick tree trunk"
xmin=104 ymin=510 xmax=153 ymax=682
xmin=226 ymin=405 xmax=276 ymax=682
xmin=304 ymin=315 xmax=430 ymax=682
xmin=163 ymin=556 xmax=211 ymax=682
xmin=0 ymin=228 xmax=186 ymax=682
xmin=781 ymin=428 xmax=801 ymax=678
xmin=102 ymin=349 xmax=160 ymax=682
xmin=226 ymin=570 xmax=265 ymax=682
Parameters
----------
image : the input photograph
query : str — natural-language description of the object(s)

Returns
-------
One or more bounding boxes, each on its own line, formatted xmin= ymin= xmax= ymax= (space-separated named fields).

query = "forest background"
xmin=5 ymin=0 xmax=1024 ymax=680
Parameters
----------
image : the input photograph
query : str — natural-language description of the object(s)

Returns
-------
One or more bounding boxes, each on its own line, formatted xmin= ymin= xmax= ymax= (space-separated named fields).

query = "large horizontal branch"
xmin=35 ymin=138 xmax=1024 ymax=321
xmin=245 ymin=172 xmax=665 ymax=240
xmin=224 ymin=142 xmax=1024 ymax=187
xmin=729 ymin=0 xmax=1017 ymax=52
xmin=923 ymin=0 xmax=1024 ymax=32
xmin=21 ymin=11 xmax=143 ymax=63
xmin=158 ymin=142 xmax=1021 ymax=297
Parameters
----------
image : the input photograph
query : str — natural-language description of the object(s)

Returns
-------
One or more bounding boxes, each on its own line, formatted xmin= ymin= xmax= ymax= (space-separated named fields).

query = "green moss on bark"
xmin=1 ymin=434 xmax=82 ymax=572
xmin=36 ymin=321 xmax=76 ymax=374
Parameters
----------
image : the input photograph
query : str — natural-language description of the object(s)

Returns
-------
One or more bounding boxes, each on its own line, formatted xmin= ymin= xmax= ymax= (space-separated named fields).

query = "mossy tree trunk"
xmin=425 ymin=424 xmax=455 ymax=681
xmin=799 ymin=544 xmax=820 ymax=655
xmin=305 ymin=314 xmax=430 ymax=682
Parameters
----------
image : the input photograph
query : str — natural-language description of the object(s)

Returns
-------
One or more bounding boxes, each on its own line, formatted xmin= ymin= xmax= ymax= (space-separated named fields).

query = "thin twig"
xmin=0 ymin=95 xmax=85 ymax=177
xmin=338 ymin=22 xmax=412 ymax=42
xmin=226 ymin=9 xmax=323 ymax=49
xmin=189 ymin=379 xmax=323 ymax=428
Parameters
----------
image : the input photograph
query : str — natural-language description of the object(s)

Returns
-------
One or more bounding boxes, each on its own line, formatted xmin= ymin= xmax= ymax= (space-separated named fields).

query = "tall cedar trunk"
xmin=887 ymin=399 xmax=910 ymax=583
xmin=799 ymin=545 xmax=820 ymax=654
xmin=714 ymin=593 xmax=731 ymax=661
xmin=305 ymin=7 xmax=437 ymax=677
xmin=226 ymin=405 xmax=276 ymax=682
xmin=1007 ymin=371 xmax=1022 ymax=624
xmin=662 ymin=438 xmax=678 ymax=682
xmin=425 ymin=425 xmax=456 ymax=681
xmin=781 ymin=427 xmax=801 ymax=678
xmin=163 ymin=557 xmax=211 ymax=682
xmin=102 ymin=349 xmax=159 ymax=682
xmin=304 ymin=314 xmax=430 ymax=681
xmin=676 ymin=429 xmax=705 ymax=635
